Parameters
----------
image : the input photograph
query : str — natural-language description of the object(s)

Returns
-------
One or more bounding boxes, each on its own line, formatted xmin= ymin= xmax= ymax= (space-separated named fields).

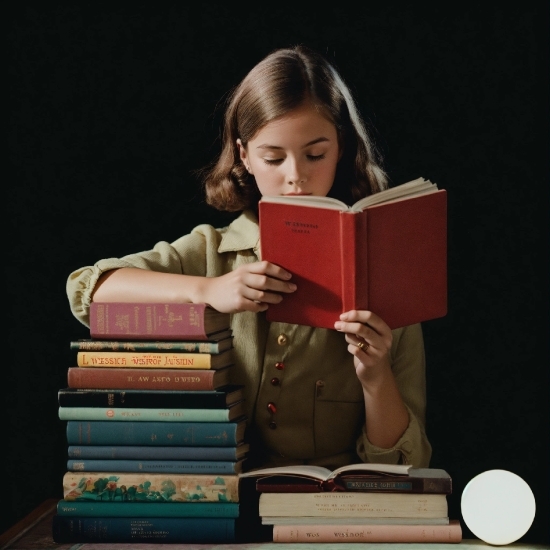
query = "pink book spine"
xmin=273 ymin=520 xmax=462 ymax=543
xmin=90 ymin=302 xmax=210 ymax=340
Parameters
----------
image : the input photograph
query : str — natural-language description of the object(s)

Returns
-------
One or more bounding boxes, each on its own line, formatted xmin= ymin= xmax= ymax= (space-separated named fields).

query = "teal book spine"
xmin=59 ymin=406 xmax=234 ymax=422
xmin=67 ymin=459 xmax=243 ymax=474
xmin=52 ymin=515 xmax=236 ymax=543
xmin=56 ymin=499 xmax=239 ymax=518
xmin=68 ymin=444 xmax=247 ymax=461
xmin=65 ymin=420 xmax=245 ymax=446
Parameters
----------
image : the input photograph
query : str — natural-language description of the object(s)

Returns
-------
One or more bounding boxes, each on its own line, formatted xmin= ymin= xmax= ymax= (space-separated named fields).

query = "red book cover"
xmin=90 ymin=302 xmax=230 ymax=341
xmin=67 ymin=366 xmax=231 ymax=390
xmin=259 ymin=178 xmax=447 ymax=329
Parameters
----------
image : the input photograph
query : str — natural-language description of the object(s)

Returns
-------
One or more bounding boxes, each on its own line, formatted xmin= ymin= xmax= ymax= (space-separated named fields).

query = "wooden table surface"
xmin=1 ymin=499 xmax=548 ymax=550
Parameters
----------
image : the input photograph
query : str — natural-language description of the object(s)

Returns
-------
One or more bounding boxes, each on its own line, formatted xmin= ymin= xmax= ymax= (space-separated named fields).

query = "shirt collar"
xmin=218 ymin=209 xmax=261 ymax=257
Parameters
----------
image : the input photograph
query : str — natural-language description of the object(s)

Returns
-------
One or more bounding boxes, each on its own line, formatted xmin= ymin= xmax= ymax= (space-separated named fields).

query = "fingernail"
xmin=288 ymin=283 xmax=297 ymax=291
xmin=340 ymin=312 xmax=348 ymax=320
xmin=334 ymin=322 xmax=343 ymax=330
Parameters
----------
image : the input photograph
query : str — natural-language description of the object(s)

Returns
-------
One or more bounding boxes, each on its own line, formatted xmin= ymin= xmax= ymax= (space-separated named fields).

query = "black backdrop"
xmin=7 ymin=5 xmax=549 ymax=545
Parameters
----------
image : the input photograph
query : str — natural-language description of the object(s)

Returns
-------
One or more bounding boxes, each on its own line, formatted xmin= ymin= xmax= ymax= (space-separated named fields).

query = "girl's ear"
xmin=237 ymin=139 xmax=252 ymax=173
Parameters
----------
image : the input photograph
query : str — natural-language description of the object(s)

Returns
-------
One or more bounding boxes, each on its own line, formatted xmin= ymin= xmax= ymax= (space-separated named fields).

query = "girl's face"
xmin=237 ymin=103 xmax=341 ymax=197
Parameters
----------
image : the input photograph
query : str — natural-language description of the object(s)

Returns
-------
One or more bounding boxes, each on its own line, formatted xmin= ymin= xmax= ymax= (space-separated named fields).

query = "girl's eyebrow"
xmin=255 ymin=137 xmax=330 ymax=150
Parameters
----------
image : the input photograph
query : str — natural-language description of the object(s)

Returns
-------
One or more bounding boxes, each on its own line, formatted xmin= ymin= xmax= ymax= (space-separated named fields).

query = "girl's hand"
xmin=201 ymin=261 xmax=296 ymax=314
xmin=334 ymin=310 xmax=393 ymax=388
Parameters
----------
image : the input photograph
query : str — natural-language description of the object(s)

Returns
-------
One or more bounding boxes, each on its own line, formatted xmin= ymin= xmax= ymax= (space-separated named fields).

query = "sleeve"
xmin=355 ymin=323 xmax=432 ymax=467
xmin=66 ymin=225 xmax=221 ymax=328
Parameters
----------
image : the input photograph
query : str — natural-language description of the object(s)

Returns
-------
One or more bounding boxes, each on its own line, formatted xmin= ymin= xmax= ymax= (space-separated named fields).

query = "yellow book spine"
xmin=76 ymin=351 xmax=213 ymax=369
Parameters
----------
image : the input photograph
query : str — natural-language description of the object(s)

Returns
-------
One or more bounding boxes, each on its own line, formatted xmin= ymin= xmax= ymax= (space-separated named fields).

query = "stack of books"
xmin=52 ymin=301 xmax=248 ymax=545
xmin=241 ymin=463 xmax=463 ymax=544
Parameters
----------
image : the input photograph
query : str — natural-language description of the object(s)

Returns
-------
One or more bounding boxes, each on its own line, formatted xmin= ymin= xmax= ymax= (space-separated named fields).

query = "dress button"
xmin=269 ymin=421 xmax=277 ymax=429
xmin=267 ymin=402 xmax=277 ymax=414
xmin=275 ymin=362 xmax=284 ymax=370
xmin=277 ymin=334 xmax=288 ymax=345
xmin=270 ymin=377 xmax=280 ymax=386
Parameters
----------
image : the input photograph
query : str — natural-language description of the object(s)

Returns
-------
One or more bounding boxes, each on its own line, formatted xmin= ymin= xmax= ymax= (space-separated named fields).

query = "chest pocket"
xmin=313 ymin=367 xmax=365 ymax=457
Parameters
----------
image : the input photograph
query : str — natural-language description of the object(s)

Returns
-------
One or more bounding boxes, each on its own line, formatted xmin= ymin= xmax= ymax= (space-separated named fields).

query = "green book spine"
xmin=56 ymin=499 xmax=239 ymax=518
xmin=70 ymin=334 xmax=232 ymax=353
xmin=59 ymin=406 xmax=234 ymax=422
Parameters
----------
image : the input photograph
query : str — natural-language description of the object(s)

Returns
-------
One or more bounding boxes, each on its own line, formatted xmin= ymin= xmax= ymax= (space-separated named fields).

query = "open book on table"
xmin=239 ymin=463 xmax=452 ymax=494
xmin=258 ymin=177 xmax=447 ymax=329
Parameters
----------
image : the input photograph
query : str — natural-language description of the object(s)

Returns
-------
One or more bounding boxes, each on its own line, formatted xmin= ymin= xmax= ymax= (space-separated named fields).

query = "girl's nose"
xmin=285 ymin=159 xmax=306 ymax=185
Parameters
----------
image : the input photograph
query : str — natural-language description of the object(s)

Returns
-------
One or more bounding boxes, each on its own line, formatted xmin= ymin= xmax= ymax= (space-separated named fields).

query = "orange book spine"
xmin=273 ymin=519 xmax=462 ymax=543
xmin=67 ymin=367 xmax=228 ymax=390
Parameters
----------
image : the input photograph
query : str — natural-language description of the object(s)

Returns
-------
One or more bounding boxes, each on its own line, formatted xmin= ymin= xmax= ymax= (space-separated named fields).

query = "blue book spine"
xmin=66 ymin=420 xmax=244 ymax=446
xmin=52 ymin=515 xmax=236 ymax=543
xmin=56 ymin=499 xmax=239 ymax=518
xmin=68 ymin=445 xmax=245 ymax=460
xmin=67 ymin=459 xmax=242 ymax=474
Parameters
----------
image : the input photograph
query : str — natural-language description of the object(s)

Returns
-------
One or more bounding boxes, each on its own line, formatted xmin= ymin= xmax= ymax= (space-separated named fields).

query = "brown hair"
xmin=201 ymin=45 xmax=388 ymax=212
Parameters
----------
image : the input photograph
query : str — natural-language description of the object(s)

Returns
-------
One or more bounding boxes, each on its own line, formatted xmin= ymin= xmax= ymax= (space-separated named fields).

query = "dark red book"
xmin=90 ymin=302 xmax=230 ymax=341
xmin=67 ymin=366 xmax=232 ymax=390
xmin=259 ymin=178 xmax=447 ymax=329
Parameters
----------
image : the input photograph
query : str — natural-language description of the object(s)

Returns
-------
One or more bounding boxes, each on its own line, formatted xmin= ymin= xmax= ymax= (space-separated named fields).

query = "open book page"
xmin=239 ymin=463 xmax=411 ymax=481
xmin=259 ymin=177 xmax=437 ymax=212
xmin=351 ymin=177 xmax=437 ymax=211
xmin=328 ymin=462 xmax=411 ymax=479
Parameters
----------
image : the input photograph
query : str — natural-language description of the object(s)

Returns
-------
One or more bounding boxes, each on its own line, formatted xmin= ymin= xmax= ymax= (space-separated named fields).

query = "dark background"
xmin=7 ymin=5 xmax=549 ymax=545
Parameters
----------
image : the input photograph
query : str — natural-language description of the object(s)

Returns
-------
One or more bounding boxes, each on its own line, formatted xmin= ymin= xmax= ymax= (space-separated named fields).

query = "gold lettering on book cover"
xmin=115 ymin=312 xmax=130 ymax=332
xmin=96 ymin=304 xmax=105 ymax=332
xmin=167 ymin=312 xmax=183 ymax=327
xmin=188 ymin=305 xmax=201 ymax=328
xmin=145 ymin=306 xmax=153 ymax=333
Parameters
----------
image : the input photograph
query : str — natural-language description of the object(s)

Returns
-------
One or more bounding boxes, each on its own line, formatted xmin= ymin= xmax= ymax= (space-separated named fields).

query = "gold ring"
xmin=357 ymin=341 xmax=369 ymax=351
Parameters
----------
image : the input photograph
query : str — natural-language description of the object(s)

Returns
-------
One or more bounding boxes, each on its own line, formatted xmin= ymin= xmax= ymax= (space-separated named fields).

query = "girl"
xmin=67 ymin=45 xmax=431 ymax=469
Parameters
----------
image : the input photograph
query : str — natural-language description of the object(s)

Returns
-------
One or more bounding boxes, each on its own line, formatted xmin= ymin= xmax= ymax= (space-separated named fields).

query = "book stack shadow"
xmin=241 ymin=463 xmax=463 ymax=544
xmin=52 ymin=302 xmax=249 ymax=545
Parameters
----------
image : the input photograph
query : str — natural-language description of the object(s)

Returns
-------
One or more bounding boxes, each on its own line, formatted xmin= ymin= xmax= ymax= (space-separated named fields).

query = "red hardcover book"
xmin=90 ymin=302 xmax=230 ymax=341
xmin=67 ymin=366 xmax=232 ymax=390
xmin=259 ymin=177 xmax=447 ymax=329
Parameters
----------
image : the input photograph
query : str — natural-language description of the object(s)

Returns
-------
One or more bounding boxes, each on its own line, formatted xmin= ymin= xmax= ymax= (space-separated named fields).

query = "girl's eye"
xmin=263 ymin=158 xmax=283 ymax=166
xmin=307 ymin=154 xmax=325 ymax=161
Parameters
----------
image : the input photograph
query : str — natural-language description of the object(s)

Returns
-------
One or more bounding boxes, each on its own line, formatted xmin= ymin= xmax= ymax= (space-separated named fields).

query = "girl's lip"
xmin=283 ymin=192 xmax=312 ymax=196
